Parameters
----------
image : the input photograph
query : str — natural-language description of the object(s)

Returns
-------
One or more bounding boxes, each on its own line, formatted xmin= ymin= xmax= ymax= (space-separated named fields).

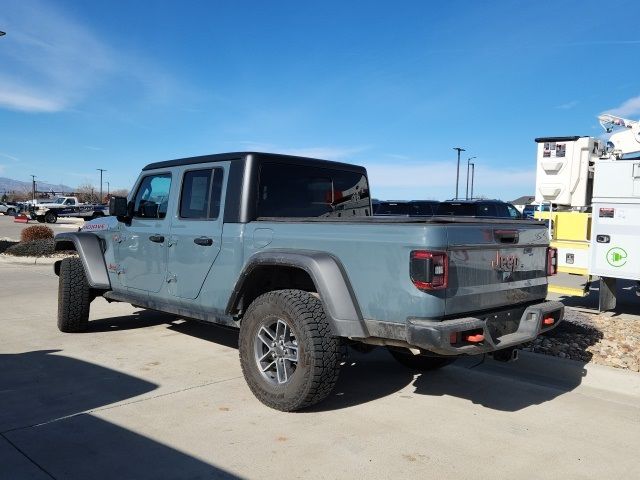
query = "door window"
xmin=133 ymin=173 xmax=172 ymax=219
xmin=179 ymin=168 xmax=224 ymax=219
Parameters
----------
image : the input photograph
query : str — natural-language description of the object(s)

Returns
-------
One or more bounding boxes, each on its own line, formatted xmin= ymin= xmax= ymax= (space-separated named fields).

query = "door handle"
xmin=194 ymin=236 xmax=213 ymax=246
xmin=149 ymin=234 xmax=165 ymax=243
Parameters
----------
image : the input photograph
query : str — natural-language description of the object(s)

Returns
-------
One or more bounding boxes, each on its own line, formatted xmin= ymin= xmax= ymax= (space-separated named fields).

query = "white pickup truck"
xmin=30 ymin=196 xmax=109 ymax=223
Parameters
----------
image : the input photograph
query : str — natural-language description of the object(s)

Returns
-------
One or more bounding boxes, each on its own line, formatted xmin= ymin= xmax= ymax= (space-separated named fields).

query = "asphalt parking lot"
xmin=1 ymin=225 xmax=639 ymax=479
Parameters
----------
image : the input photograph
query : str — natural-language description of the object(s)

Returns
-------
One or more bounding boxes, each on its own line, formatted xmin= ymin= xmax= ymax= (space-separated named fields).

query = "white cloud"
xmin=0 ymin=0 xmax=113 ymax=112
xmin=0 ymin=152 xmax=20 ymax=162
xmin=555 ymin=100 xmax=578 ymax=110
xmin=0 ymin=0 xmax=196 ymax=113
xmin=604 ymin=95 xmax=640 ymax=118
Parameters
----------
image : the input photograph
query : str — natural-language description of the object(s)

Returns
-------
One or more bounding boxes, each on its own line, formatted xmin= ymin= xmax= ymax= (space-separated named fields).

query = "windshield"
xmin=54 ymin=198 xmax=65 ymax=204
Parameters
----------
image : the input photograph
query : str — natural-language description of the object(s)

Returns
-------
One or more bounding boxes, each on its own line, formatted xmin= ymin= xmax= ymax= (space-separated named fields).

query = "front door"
xmin=118 ymin=172 xmax=173 ymax=293
xmin=167 ymin=164 xmax=226 ymax=299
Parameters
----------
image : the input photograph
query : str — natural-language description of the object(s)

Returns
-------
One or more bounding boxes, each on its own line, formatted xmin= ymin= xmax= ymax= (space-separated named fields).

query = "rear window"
xmin=257 ymin=163 xmax=371 ymax=218
xmin=435 ymin=203 xmax=476 ymax=216
xmin=375 ymin=202 xmax=410 ymax=215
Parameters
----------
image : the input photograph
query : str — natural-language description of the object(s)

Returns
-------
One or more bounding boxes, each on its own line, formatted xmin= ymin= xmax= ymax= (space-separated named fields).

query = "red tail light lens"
xmin=546 ymin=247 xmax=557 ymax=276
xmin=410 ymin=250 xmax=448 ymax=290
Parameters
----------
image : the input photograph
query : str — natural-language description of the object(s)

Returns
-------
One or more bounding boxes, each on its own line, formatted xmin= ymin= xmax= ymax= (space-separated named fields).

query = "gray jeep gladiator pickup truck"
xmin=54 ymin=152 xmax=563 ymax=411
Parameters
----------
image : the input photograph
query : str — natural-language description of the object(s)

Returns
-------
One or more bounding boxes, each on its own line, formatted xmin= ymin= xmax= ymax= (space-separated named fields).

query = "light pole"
xmin=466 ymin=156 xmax=477 ymax=200
xmin=453 ymin=147 xmax=466 ymax=199
xmin=97 ymin=168 xmax=107 ymax=203
xmin=470 ymin=163 xmax=476 ymax=200
xmin=106 ymin=181 xmax=110 ymax=197
xmin=30 ymin=175 xmax=36 ymax=203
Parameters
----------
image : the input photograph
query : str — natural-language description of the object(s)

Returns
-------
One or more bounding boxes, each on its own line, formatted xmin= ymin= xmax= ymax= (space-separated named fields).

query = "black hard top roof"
xmin=142 ymin=151 xmax=367 ymax=173
xmin=441 ymin=199 xmax=508 ymax=204
xmin=534 ymin=136 xmax=586 ymax=143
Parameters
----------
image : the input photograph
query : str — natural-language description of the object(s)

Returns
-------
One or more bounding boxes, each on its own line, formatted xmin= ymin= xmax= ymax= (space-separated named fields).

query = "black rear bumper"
xmin=406 ymin=301 xmax=564 ymax=356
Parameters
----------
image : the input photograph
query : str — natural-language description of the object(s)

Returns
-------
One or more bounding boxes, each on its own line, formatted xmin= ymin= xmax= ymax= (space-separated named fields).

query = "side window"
xmin=133 ymin=173 xmax=172 ymax=219
xmin=64 ymin=198 xmax=74 ymax=205
xmin=506 ymin=204 xmax=520 ymax=219
xmin=477 ymin=203 xmax=497 ymax=217
xmin=257 ymin=163 xmax=371 ymax=218
xmin=179 ymin=168 xmax=224 ymax=219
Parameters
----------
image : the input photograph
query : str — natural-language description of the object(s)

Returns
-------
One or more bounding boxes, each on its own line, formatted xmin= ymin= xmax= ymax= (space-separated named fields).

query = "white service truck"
xmin=29 ymin=196 xmax=109 ymax=224
xmin=534 ymin=114 xmax=640 ymax=310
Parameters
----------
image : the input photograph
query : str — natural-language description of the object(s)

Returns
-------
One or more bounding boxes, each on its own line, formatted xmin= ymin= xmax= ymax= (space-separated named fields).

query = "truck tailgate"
xmin=445 ymin=223 xmax=549 ymax=316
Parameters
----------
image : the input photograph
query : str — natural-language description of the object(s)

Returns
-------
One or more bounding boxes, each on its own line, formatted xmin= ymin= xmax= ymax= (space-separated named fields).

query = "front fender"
xmin=54 ymin=232 xmax=111 ymax=289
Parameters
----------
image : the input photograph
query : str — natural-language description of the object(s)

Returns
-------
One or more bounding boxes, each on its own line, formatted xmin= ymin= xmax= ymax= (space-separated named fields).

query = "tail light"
xmin=410 ymin=250 xmax=448 ymax=290
xmin=546 ymin=247 xmax=557 ymax=276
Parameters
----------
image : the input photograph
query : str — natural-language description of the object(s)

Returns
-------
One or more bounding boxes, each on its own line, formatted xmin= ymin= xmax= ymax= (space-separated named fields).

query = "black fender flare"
xmin=227 ymin=249 xmax=367 ymax=338
xmin=54 ymin=232 xmax=111 ymax=289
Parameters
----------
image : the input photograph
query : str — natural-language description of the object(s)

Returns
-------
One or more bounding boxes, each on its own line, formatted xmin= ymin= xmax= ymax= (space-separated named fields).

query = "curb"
xmin=0 ymin=254 xmax=69 ymax=265
xmin=458 ymin=350 xmax=640 ymax=399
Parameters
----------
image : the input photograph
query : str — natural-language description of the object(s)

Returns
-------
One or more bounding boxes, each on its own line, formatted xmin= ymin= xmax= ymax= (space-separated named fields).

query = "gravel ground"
xmin=523 ymin=308 xmax=640 ymax=372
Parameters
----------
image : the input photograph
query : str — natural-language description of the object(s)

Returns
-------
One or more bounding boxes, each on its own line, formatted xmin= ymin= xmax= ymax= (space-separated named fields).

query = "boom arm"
xmin=598 ymin=114 xmax=640 ymax=159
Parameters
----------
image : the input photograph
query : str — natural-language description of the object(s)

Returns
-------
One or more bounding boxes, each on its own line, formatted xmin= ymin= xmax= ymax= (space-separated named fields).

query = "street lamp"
xmin=470 ymin=163 xmax=476 ymax=200
xmin=466 ymin=156 xmax=477 ymax=200
xmin=106 ymin=181 xmax=110 ymax=197
xmin=30 ymin=175 xmax=37 ymax=203
xmin=453 ymin=147 xmax=466 ymax=200
xmin=97 ymin=168 xmax=107 ymax=203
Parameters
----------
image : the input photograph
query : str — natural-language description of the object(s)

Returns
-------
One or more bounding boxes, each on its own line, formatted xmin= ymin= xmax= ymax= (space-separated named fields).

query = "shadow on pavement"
xmin=0 ymin=350 xmax=157 ymax=432
xmin=0 ymin=350 xmax=240 ymax=479
xmin=5 ymin=415 xmax=239 ymax=480
xmin=86 ymin=311 xmax=586 ymax=413
xmin=311 ymin=348 xmax=586 ymax=413
xmin=87 ymin=309 xmax=177 ymax=332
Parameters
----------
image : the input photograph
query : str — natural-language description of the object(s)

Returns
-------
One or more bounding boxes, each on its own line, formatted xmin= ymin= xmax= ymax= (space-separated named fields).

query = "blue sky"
xmin=1 ymin=0 xmax=640 ymax=200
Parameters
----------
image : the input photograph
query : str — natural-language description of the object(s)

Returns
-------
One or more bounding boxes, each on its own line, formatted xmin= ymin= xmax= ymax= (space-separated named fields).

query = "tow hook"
xmin=491 ymin=348 xmax=519 ymax=363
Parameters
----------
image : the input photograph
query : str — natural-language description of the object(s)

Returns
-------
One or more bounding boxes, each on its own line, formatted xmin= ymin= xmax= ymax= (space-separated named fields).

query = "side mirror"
xmin=109 ymin=196 xmax=129 ymax=218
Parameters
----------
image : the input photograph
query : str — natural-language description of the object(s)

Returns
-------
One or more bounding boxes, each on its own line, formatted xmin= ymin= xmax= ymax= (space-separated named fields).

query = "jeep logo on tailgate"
xmin=492 ymin=252 xmax=520 ymax=272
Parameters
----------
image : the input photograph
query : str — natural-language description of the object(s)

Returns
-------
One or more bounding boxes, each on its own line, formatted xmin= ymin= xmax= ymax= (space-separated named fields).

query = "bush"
xmin=20 ymin=225 xmax=54 ymax=243
xmin=5 ymin=239 xmax=56 ymax=257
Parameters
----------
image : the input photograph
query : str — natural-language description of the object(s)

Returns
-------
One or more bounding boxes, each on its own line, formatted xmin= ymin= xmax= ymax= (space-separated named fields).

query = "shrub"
xmin=20 ymin=225 xmax=54 ymax=243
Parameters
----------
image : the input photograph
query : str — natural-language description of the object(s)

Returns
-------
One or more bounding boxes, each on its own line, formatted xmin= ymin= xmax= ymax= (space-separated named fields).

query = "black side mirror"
xmin=109 ymin=196 xmax=128 ymax=217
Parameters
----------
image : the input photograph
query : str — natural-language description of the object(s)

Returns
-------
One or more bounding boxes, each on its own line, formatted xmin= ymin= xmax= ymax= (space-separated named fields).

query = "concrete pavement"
xmin=1 ymin=262 xmax=639 ymax=479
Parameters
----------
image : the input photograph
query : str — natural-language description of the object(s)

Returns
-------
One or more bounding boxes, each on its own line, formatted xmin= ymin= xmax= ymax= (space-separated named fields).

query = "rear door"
xmin=167 ymin=163 xmax=227 ymax=299
xmin=445 ymin=223 xmax=549 ymax=316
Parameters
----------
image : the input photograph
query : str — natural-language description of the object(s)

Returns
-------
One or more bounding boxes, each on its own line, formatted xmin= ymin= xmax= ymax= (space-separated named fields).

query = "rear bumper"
xmin=406 ymin=301 xmax=564 ymax=356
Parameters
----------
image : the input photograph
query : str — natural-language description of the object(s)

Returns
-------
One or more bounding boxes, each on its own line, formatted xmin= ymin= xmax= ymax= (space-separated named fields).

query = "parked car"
xmin=522 ymin=203 xmax=551 ymax=219
xmin=53 ymin=152 xmax=561 ymax=411
xmin=0 ymin=202 xmax=17 ymax=216
xmin=374 ymin=200 xmax=439 ymax=216
xmin=436 ymin=199 xmax=522 ymax=219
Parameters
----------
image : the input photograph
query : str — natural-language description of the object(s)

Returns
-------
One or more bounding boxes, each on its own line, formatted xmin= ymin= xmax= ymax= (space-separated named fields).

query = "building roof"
xmin=510 ymin=195 xmax=535 ymax=205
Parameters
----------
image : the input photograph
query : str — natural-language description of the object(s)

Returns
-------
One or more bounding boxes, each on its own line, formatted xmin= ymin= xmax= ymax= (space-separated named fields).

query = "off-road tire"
xmin=45 ymin=211 xmax=57 ymax=223
xmin=387 ymin=348 xmax=456 ymax=371
xmin=239 ymin=289 xmax=341 ymax=411
xmin=57 ymin=257 xmax=90 ymax=332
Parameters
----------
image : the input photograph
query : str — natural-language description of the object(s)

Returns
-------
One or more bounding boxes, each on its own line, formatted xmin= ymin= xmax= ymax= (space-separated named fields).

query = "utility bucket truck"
xmin=534 ymin=114 xmax=640 ymax=310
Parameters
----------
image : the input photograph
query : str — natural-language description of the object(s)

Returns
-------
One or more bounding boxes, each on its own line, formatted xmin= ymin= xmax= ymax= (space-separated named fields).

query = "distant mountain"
xmin=0 ymin=177 xmax=75 ymax=194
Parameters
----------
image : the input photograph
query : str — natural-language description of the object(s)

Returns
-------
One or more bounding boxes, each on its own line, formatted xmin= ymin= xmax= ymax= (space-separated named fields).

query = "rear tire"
xmin=387 ymin=348 xmax=456 ymax=371
xmin=239 ymin=289 xmax=341 ymax=411
xmin=45 ymin=211 xmax=57 ymax=223
xmin=57 ymin=257 xmax=90 ymax=332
